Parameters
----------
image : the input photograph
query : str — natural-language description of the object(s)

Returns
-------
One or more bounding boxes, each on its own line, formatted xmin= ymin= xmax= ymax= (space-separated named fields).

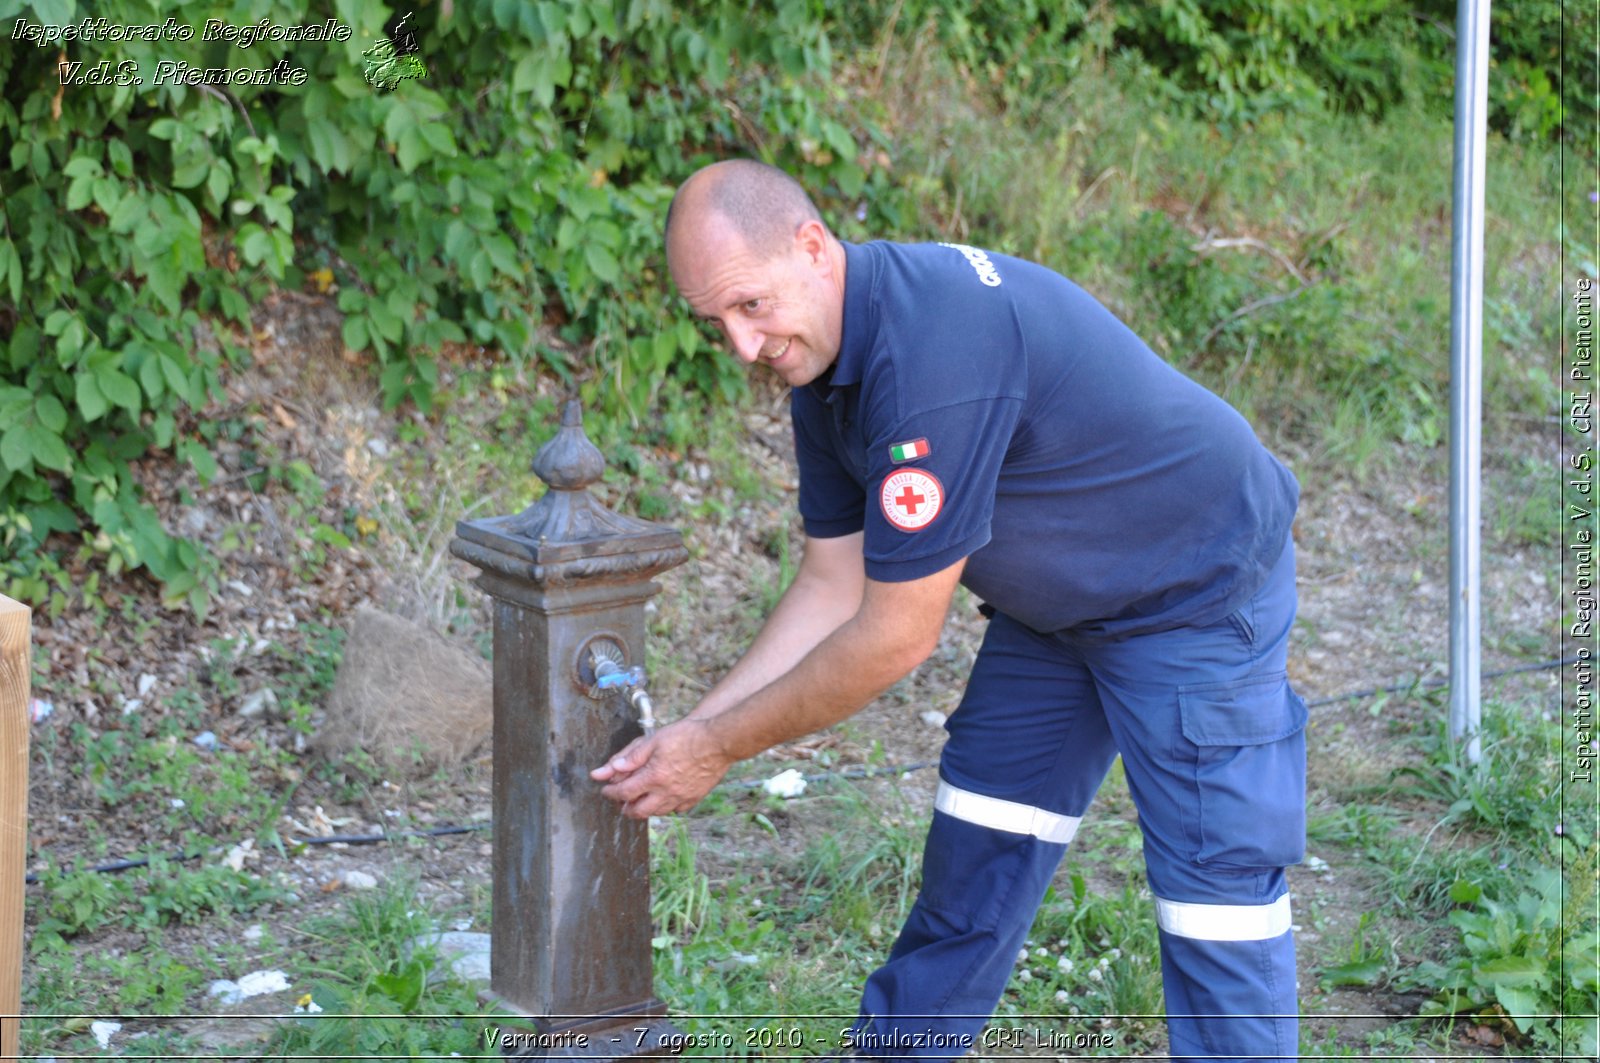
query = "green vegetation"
xmin=11 ymin=0 xmax=1584 ymax=1058
xmin=1301 ymin=690 xmax=1597 ymax=1057
xmin=0 ymin=0 xmax=1576 ymax=612
xmin=271 ymin=875 xmax=490 ymax=1058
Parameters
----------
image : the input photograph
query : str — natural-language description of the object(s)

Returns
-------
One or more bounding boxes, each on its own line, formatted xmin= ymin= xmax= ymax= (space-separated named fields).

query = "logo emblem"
xmin=363 ymin=11 xmax=427 ymax=91
xmin=880 ymin=469 xmax=944 ymax=531
xmin=889 ymin=438 xmax=930 ymax=463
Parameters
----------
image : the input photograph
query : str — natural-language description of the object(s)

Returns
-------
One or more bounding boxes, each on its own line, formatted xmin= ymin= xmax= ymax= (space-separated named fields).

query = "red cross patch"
xmin=880 ymin=469 xmax=945 ymax=531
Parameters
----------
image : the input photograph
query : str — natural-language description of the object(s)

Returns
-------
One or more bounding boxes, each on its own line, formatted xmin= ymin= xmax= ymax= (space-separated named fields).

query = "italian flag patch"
xmin=889 ymin=438 xmax=930 ymax=463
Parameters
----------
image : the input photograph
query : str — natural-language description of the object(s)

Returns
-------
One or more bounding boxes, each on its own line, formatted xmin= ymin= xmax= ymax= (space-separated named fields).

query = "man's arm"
xmin=591 ymin=552 xmax=965 ymax=818
xmin=684 ymin=531 xmax=868 ymax=722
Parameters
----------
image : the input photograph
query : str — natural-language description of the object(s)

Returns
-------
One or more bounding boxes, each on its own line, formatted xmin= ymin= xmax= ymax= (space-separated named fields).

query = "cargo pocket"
xmin=1177 ymin=671 xmax=1308 ymax=868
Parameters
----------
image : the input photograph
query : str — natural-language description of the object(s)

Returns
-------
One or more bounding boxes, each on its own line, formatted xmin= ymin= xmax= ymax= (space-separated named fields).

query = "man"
xmin=592 ymin=159 xmax=1307 ymax=1062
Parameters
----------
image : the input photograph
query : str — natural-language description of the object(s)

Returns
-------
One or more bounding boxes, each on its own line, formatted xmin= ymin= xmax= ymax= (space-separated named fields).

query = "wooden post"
xmin=0 ymin=595 xmax=29 ymax=1062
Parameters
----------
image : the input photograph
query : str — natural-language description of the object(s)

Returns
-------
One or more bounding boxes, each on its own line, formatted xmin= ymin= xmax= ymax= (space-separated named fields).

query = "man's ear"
xmin=793 ymin=218 xmax=830 ymax=267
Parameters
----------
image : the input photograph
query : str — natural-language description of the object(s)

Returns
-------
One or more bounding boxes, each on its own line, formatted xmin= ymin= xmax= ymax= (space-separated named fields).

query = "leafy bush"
xmin=0 ymin=0 xmax=1569 ymax=613
xmin=867 ymin=0 xmax=1575 ymax=141
xmin=1411 ymin=861 xmax=1599 ymax=1056
xmin=0 ymin=0 xmax=897 ymax=609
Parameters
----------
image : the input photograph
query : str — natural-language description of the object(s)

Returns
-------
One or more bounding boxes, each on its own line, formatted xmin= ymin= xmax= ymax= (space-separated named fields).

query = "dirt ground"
xmin=19 ymin=302 xmax=1568 ymax=1057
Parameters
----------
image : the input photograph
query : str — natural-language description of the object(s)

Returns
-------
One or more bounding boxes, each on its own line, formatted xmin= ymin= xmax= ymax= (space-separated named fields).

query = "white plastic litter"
xmin=238 ymin=688 xmax=278 ymax=717
xmin=90 ymin=1021 xmax=121 ymax=1049
xmin=208 ymin=969 xmax=290 ymax=1005
xmin=761 ymin=768 xmax=807 ymax=799
xmin=28 ymin=699 xmax=52 ymax=723
xmin=222 ymin=840 xmax=257 ymax=872
xmin=193 ymin=731 xmax=218 ymax=751
xmin=137 ymin=673 xmax=157 ymax=697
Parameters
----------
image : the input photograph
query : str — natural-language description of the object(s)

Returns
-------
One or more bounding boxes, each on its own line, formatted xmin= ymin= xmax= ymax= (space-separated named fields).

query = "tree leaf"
xmin=62 ymin=155 xmax=102 ymax=179
xmin=342 ymin=316 xmax=368 ymax=352
xmin=483 ymin=233 xmax=519 ymax=277
xmin=237 ymin=224 xmax=271 ymax=266
xmin=383 ymin=100 xmax=416 ymax=143
xmin=0 ymin=427 xmax=31 ymax=472
xmin=584 ymin=242 xmax=619 ymax=283
xmin=107 ymin=195 xmax=144 ymax=234
xmin=419 ymin=123 xmax=456 ymax=156
xmin=34 ymin=395 xmax=67 ymax=433
xmin=75 ymin=373 xmax=108 ymax=422
xmin=95 ymin=367 xmax=141 ymax=414
xmin=66 ymin=176 xmax=94 ymax=211
xmin=138 ymin=355 xmax=165 ymax=403
xmin=396 ymin=127 xmax=427 ymax=173
xmin=207 ymin=159 xmax=232 ymax=206
xmin=26 ymin=424 xmax=73 ymax=473
xmin=172 ymin=153 xmax=210 ymax=189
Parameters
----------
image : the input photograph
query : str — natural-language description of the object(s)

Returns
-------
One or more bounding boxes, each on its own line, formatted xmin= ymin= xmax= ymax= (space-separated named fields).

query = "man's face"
xmin=669 ymin=214 xmax=842 ymax=388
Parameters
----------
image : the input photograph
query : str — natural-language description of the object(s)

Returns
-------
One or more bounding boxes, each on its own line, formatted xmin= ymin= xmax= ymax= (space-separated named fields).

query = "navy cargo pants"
xmin=852 ymin=539 xmax=1306 ymax=1062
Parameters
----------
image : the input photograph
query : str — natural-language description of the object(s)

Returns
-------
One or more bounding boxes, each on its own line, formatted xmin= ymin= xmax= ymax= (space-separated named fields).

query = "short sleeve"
xmin=791 ymin=386 xmax=866 ymax=538
xmin=861 ymin=396 xmax=1022 ymax=582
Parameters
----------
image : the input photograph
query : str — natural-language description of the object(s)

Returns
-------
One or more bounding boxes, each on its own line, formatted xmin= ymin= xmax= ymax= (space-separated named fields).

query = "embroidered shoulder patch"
xmin=888 ymin=438 xmax=930 ymax=463
xmin=880 ymin=469 xmax=944 ymax=532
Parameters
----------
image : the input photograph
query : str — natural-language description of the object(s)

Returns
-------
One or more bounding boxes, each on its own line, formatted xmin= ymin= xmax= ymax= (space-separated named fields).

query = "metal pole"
xmin=1449 ymin=0 xmax=1490 ymax=764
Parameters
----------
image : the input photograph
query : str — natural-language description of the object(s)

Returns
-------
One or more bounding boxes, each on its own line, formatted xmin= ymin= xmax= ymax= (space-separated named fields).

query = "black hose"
xmin=22 ymin=823 xmax=491 ymax=885
xmin=22 ymin=654 xmax=1580 ymax=886
xmin=1300 ymin=654 xmax=1578 ymax=708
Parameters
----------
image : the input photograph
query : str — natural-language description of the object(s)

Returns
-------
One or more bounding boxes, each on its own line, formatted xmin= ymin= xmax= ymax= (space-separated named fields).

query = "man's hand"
xmin=590 ymin=717 xmax=733 ymax=819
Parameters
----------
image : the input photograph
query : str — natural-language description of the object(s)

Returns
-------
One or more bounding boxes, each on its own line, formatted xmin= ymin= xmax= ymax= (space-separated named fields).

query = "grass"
xmin=875 ymin=43 xmax=1563 ymax=473
xmin=18 ymin=11 xmax=1582 ymax=1061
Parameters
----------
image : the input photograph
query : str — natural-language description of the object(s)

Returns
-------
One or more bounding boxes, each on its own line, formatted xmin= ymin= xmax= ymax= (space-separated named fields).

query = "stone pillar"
xmin=450 ymin=400 xmax=688 ymax=1058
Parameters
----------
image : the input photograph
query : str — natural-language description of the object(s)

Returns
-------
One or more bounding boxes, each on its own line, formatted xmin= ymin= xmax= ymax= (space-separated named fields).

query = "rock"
xmin=179 ymin=506 xmax=216 ymax=537
xmin=410 ymin=930 xmax=492 ymax=984
xmin=238 ymin=688 xmax=279 ymax=718
xmin=316 ymin=607 xmax=492 ymax=776
xmin=341 ymin=869 xmax=378 ymax=890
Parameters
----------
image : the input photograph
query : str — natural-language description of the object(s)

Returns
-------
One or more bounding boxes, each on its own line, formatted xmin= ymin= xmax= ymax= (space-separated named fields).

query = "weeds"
xmin=28 ymin=859 xmax=288 ymax=944
xmin=1408 ymin=857 xmax=1599 ymax=1055
xmin=17 ymin=7 xmax=1572 ymax=1059
xmin=269 ymin=875 xmax=489 ymax=1058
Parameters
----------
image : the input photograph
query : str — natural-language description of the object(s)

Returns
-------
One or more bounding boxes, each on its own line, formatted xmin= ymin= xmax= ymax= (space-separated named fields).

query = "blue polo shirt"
xmin=792 ymin=240 xmax=1299 ymax=638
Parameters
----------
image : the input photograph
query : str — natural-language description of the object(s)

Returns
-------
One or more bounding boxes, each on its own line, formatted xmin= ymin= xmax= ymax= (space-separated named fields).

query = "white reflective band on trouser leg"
xmin=933 ymin=781 xmax=1080 ymax=845
xmin=1154 ymin=893 xmax=1293 ymax=942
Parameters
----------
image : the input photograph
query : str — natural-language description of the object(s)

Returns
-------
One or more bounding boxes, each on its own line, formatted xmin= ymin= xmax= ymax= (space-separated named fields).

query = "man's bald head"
xmin=665 ymin=160 xmax=827 ymax=265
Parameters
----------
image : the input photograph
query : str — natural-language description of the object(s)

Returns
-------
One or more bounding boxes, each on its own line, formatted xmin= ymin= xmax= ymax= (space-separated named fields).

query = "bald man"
xmin=594 ymin=160 xmax=1307 ymax=1063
